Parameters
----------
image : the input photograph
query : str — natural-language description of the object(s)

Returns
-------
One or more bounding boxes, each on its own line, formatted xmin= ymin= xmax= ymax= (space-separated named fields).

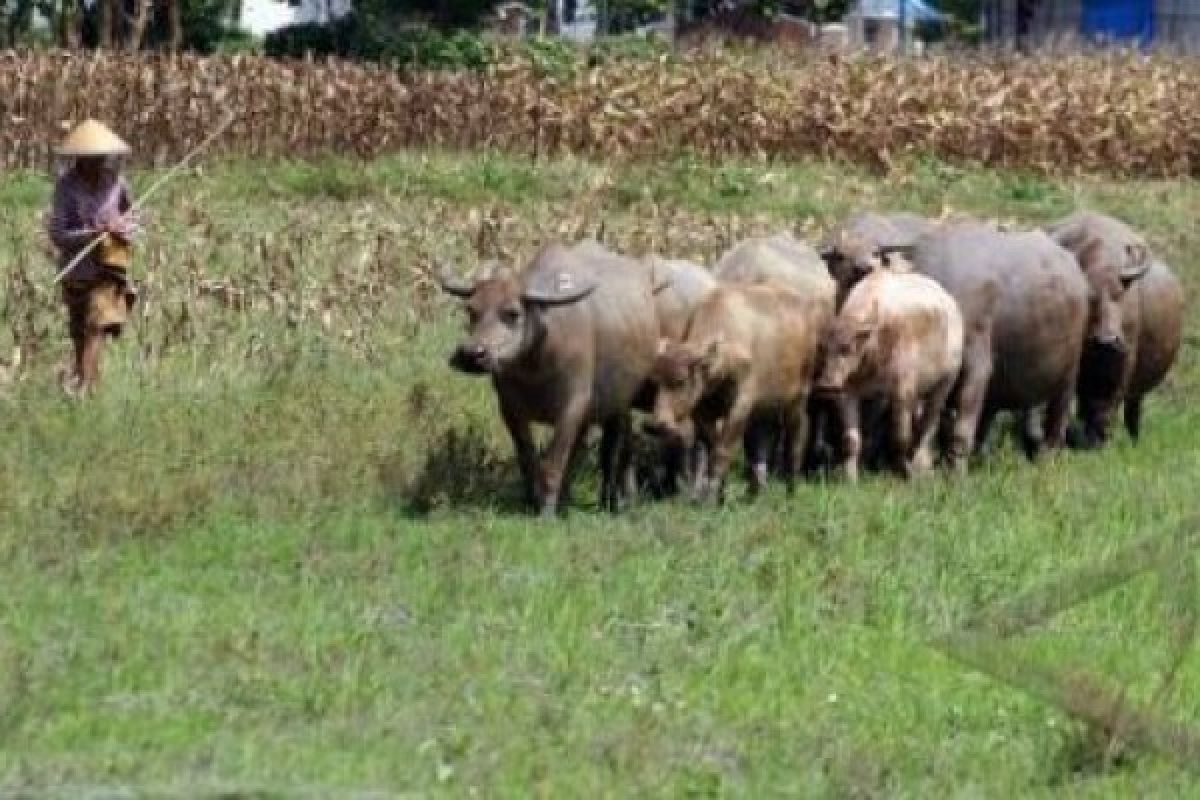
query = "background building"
xmin=980 ymin=0 xmax=1200 ymax=52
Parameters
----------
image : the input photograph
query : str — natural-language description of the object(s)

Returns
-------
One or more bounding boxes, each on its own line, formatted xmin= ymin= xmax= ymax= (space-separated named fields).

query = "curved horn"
xmin=1120 ymin=243 xmax=1151 ymax=282
xmin=522 ymin=280 xmax=596 ymax=307
xmin=437 ymin=267 xmax=476 ymax=298
xmin=876 ymin=243 xmax=916 ymax=259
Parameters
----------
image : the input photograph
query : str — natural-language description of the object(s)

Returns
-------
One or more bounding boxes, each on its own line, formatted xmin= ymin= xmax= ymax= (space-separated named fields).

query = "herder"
xmin=46 ymin=120 xmax=139 ymax=395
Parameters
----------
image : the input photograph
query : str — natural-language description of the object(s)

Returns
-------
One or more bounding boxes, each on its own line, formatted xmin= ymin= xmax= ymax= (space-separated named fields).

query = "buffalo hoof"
xmin=1065 ymin=423 xmax=1104 ymax=451
xmin=909 ymin=448 xmax=934 ymax=476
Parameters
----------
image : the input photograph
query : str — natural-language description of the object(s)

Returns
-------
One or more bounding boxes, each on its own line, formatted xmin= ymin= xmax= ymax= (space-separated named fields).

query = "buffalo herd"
xmin=439 ymin=210 xmax=1184 ymax=517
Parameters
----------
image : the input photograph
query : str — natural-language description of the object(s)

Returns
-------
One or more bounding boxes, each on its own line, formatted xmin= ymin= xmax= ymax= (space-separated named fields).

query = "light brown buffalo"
xmin=650 ymin=282 xmax=828 ymax=503
xmin=711 ymin=232 xmax=837 ymax=474
xmin=440 ymin=240 xmax=660 ymax=517
xmin=908 ymin=223 xmax=1087 ymax=464
xmin=1073 ymin=258 xmax=1184 ymax=446
xmin=815 ymin=269 xmax=964 ymax=482
xmin=646 ymin=255 xmax=717 ymax=341
xmin=713 ymin=232 xmax=836 ymax=304
xmin=643 ymin=255 xmax=718 ymax=493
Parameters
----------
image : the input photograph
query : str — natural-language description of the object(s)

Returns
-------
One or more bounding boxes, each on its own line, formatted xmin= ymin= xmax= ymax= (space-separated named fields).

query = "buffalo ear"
xmin=1048 ymin=216 xmax=1086 ymax=250
xmin=1076 ymin=237 xmax=1105 ymax=274
xmin=648 ymin=260 xmax=673 ymax=295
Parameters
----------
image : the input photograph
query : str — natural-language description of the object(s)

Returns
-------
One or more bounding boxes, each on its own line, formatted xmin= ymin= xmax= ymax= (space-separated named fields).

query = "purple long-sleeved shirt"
xmin=46 ymin=168 xmax=139 ymax=281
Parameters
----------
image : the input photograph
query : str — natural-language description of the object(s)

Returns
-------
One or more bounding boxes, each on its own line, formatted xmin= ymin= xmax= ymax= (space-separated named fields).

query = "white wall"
xmin=239 ymin=0 xmax=353 ymax=37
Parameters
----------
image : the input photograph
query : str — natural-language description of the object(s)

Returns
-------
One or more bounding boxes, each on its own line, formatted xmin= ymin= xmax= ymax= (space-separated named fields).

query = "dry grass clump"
xmin=3 ymin=48 xmax=1200 ymax=176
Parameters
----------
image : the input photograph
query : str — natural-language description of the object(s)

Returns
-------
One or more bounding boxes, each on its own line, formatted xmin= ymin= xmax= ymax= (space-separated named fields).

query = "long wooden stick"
xmin=53 ymin=112 xmax=236 ymax=284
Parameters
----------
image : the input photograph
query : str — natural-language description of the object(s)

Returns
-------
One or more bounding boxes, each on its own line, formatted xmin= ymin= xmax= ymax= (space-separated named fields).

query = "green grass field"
xmin=2 ymin=151 xmax=1200 ymax=796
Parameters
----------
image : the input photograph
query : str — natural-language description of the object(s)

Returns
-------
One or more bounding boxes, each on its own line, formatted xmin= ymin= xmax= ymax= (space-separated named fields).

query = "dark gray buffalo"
xmin=440 ymin=241 xmax=659 ymax=517
xmin=1071 ymin=258 xmax=1184 ymax=446
xmin=907 ymin=223 xmax=1088 ymax=465
xmin=818 ymin=211 xmax=939 ymax=307
xmin=1047 ymin=211 xmax=1151 ymax=351
xmin=1123 ymin=260 xmax=1185 ymax=441
xmin=1044 ymin=211 xmax=1167 ymax=447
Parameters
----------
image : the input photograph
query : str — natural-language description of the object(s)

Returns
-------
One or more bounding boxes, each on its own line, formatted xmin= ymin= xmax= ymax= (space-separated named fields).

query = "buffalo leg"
xmin=889 ymin=389 xmax=916 ymax=479
xmin=836 ymin=394 xmax=862 ymax=484
xmin=596 ymin=416 xmax=637 ymax=513
xmin=499 ymin=393 xmax=539 ymax=509
xmin=557 ymin=432 xmax=590 ymax=514
xmin=1071 ymin=391 xmax=1109 ymax=449
xmin=783 ymin=396 xmax=809 ymax=493
xmin=707 ymin=399 xmax=755 ymax=504
xmin=1042 ymin=374 xmax=1076 ymax=453
xmin=689 ymin=437 xmax=710 ymax=498
xmin=912 ymin=377 xmax=954 ymax=475
xmin=614 ymin=415 xmax=638 ymax=511
xmin=598 ymin=418 xmax=621 ymax=513
xmin=742 ymin=415 xmax=771 ymax=496
xmin=659 ymin=438 xmax=685 ymax=498
xmin=1125 ymin=394 xmax=1144 ymax=442
xmin=1086 ymin=397 xmax=1115 ymax=446
xmin=803 ymin=395 xmax=834 ymax=475
xmin=539 ymin=398 xmax=590 ymax=518
xmin=952 ymin=353 xmax=992 ymax=472
xmin=1018 ymin=410 xmax=1045 ymax=460
xmin=692 ymin=419 xmax=717 ymax=500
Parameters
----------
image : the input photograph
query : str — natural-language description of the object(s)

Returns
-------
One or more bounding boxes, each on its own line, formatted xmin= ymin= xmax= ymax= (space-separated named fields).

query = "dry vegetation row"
xmin=4 ymin=48 xmax=1200 ymax=176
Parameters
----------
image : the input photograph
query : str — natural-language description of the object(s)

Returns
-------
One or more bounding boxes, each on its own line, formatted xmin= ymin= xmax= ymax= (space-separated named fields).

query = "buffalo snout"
xmin=449 ymin=343 xmax=490 ymax=374
xmin=814 ymin=371 xmax=848 ymax=397
xmin=1089 ymin=329 xmax=1126 ymax=355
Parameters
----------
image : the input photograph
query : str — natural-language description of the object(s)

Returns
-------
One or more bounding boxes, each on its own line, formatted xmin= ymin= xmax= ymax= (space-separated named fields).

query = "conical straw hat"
xmin=57 ymin=120 xmax=131 ymax=157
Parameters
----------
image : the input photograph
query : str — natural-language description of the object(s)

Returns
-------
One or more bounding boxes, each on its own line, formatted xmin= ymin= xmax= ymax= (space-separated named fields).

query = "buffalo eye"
xmin=466 ymin=308 xmax=480 ymax=325
xmin=500 ymin=308 xmax=521 ymax=326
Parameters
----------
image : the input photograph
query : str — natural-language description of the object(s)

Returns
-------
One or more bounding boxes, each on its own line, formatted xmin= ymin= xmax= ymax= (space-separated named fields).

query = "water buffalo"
xmin=818 ymin=211 xmax=939 ymax=307
xmin=907 ymin=223 xmax=1087 ymax=464
xmin=713 ymin=232 xmax=835 ymax=303
xmin=1047 ymin=211 xmax=1151 ymax=350
xmin=439 ymin=240 xmax=659 ymax=517
xmin=1124 ymin=260 xmax=1185 ymax=440
xmin=815 ymin=269 xmax=964 ymax=482
xmin=646 ymin=255 xmax=717 ymax=342
xmin=650 ymin=282 xmax=828 ymax=502
xmin=642 ymin=255 xmax=718 ymax=494
xmin=1045 ymin=211 xmax=1159 ymax=448
xmin=1072 ymin=258 xmax=1184 ymax=446
xmin=711 ymin=232 xmax=838 ymax=474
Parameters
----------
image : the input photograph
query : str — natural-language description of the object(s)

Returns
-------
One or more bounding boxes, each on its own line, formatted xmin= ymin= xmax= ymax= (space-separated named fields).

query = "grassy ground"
xmin=1 ymin=151 xmax=1200 ymax=796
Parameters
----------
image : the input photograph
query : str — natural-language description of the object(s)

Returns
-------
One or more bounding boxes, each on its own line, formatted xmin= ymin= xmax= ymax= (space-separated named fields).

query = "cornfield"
xmin=3 ymin=47 xmax=1200 ymax=176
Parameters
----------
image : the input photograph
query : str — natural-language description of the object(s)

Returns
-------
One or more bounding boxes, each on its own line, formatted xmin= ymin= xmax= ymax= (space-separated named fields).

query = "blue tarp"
xmin=1081 ymin=0 xmax=1155 ymax=43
